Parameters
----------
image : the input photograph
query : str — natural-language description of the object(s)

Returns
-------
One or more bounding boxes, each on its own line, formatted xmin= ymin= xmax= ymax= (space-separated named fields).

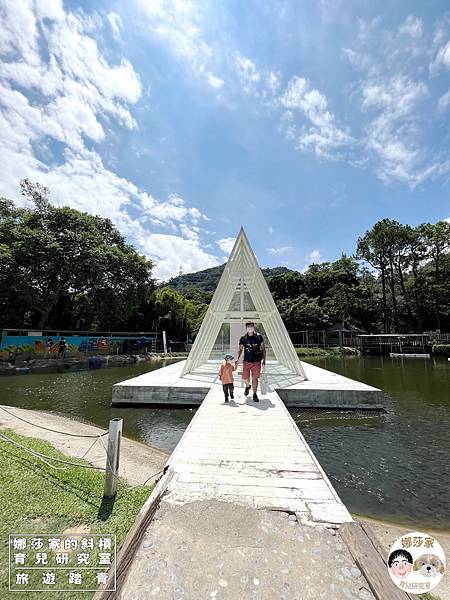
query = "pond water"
xmin=0 ymin=356 xmax=449 ymax=530
xmin=294 ymin=355 xmax=450 ymax=531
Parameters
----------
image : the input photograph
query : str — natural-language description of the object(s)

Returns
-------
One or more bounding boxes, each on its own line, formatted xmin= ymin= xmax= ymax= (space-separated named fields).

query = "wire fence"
xmin=0 ymin=406 xmax=166 ymax=488
xmin=0 ymin=431 xmax=106 ymax=471
xmin=0 ymin=405 xmax=109 ymax=438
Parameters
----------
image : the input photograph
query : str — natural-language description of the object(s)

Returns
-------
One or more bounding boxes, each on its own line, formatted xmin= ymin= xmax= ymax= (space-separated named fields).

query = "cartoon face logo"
xmin=389 ymin=549 xmax=414 ymax=579
xmin=387 ymin=531 xmax=446 ymax=594
xmin=413 ymin=554 xmax=446 ymax=578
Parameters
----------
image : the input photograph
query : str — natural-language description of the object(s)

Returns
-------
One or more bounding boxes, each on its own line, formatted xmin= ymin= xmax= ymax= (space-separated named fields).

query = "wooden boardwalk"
xmin=112 ymin=358 xmax=383 ymax=408
xmin=163 ymin=383 xmax=352 ymax=526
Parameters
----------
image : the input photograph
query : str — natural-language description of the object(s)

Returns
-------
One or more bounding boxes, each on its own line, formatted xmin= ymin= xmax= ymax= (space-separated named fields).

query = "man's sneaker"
xmin=244 ymin=385 xmax=251 ymax=396
xmin=253 ymin=393 xmax=259 ymax=402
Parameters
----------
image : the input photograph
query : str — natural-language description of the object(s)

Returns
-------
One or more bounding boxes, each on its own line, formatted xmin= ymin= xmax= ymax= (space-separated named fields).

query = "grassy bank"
xmin=0 ymin=428 xmax=152 ymax=598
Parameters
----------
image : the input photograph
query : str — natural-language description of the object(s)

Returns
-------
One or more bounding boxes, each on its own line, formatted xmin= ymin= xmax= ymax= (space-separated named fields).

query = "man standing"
xmin=237 ymin=321 xmax=266 ymax=402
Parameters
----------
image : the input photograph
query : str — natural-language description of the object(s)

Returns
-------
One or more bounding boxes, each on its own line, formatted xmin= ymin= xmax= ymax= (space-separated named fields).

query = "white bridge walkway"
xmin=163 ymin=383 xmax=352 ymax=526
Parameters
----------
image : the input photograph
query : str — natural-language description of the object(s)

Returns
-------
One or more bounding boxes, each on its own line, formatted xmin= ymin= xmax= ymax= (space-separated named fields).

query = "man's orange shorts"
xmin=242 ymin=360 xmax=262 ymax=380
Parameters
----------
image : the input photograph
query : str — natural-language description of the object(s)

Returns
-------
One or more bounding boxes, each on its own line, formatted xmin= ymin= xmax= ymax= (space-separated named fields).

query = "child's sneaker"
xmin=244 ymin=385 xmax=251 ymax=396
xmin=253 ymin=393 xmax=259 ymax=402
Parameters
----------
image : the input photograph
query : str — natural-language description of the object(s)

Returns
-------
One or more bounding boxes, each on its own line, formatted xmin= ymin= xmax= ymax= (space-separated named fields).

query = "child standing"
xmin=219 ymin=353 xmax=237 ymax=402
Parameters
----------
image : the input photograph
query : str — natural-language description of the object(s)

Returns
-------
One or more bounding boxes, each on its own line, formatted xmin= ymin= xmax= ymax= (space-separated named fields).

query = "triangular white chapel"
xmin=181 ymin=227 xmax=307 ymax=387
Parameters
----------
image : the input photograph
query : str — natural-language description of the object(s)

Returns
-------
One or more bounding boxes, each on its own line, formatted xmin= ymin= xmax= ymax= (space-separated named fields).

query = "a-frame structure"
xmin=181 ymin=227 xmax=307 ymax=386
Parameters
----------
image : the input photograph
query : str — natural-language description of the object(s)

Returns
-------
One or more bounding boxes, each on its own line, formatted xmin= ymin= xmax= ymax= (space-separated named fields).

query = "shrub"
xmin=295 ymin=346 xmax=329 ymax=356
xmin=432 ymin=344 xmax=450 ymax=356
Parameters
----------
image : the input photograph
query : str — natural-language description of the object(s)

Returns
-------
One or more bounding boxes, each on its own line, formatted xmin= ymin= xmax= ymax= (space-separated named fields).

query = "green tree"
xmin=419 ymin=221 xmax=450 ymax=331
xmin=357 ymin=219 xmax=399 ymax=332
xmin=146 ymin=287 xmax=199 ymax=340
xmin=303 ymin=255 xmax=359 ymax=300
xmin=277 ymin=295 xmax=329 ymax=331
xmin=268 ymin=272 xmax=304 ymax=301
xmin=406 ymin=227 xmax=428 ymax=332
xmin=0 ymin=181 xmax=154 ymax=329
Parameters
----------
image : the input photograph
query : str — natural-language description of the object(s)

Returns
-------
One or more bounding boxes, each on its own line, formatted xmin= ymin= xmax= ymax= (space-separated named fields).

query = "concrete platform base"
xmin=112 ymin=359 xmax=384 ymax=409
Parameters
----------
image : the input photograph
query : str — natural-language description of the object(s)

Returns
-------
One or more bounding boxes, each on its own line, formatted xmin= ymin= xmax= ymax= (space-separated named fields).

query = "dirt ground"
xmin=0 ymin=404 xmax=170 ymax=487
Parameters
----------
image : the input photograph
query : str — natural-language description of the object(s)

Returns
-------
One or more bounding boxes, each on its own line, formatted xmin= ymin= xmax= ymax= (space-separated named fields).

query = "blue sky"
xmin=1 ymin=0 xmax=450 ymax=279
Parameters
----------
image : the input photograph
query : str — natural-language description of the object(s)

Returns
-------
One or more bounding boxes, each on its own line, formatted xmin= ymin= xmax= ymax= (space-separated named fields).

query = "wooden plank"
xmin=339 ymin=521 xmax=415 ymax=600
xmin=162 ymin=384 xmax=352 ymax=523
xmin=359 ymin=520 xmax=391 ymax=558
xmin=92 ymin=471 xmax=173 ymax=600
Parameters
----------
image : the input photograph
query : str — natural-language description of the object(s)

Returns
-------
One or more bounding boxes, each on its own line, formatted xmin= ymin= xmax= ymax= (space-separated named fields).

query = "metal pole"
xmin=103 ymin=418 xmax=122 ymax=498
xmin=162 ymin=330 xmax=168 ymax=354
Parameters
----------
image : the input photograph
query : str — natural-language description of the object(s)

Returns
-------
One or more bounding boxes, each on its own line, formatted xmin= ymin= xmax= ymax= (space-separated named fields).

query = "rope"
xmin=1 ymin=406 xmax=166 ymax=487
xmin=142 ymin=469 xmax=164 ymax=486
xmin=0 ymin=432 xmax=106 ymax=471
xmin=0 ymin=405 xmax=108 ymax=438
xmin=97 ymin=429 xmax=113 ymax=473
xmin=130 ymin=469 xmax=164 ymax=489
xmin=79 ymin=435 xmax=101 ymax=460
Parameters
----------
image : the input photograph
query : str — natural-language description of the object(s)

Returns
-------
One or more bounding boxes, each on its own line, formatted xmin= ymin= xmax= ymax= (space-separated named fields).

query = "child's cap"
xmin=224 ymin=353 xmax=234 ymax=361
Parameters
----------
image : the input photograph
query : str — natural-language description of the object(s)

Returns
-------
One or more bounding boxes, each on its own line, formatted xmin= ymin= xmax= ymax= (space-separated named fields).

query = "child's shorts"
xmin=242 ymin=361 xmax=261 ymax=380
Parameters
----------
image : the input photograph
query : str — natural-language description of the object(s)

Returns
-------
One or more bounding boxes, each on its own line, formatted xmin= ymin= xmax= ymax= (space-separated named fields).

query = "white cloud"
xmin=0 ymin=1 xmax=142 ymax=192
xmin=235 ymin=54 xmax=260 ymax=94
xmin=216 ymin=237 xmax=235 ymax=255
xmin=361 ymin=76 xmax=449 ymax=187
xmin=361 ymin=76 xmax=427 ymax=114
xmin=139 ymin=192 xmax=207 ymax=226
xmin=398 ymin=15 xmax=423 ymax=39
xmin=306 ymin=250 xmax=322 ymax=263
xmin=343 ymin=17 xmax=449 ymax=188
xmin=279 ymin=77 xmax=308 ymax=108
xmin=431 ymin=39 xmax=450 ymax=72
xmin=230 ymin=55 xmax=282 ymax=104
xmin=140 ymin=234 xmax=219 ymax=281
xmin=279 ymin=77 xmax=354 ymax=159
xmin=0 ymin=0 xmax=217 ymax=280
xmin=108 ymin=12 xmax=122 ymax=39
xmin=267 ymin=71 xmax=280 ymax=95
xmin=341 ymin=47 xmax=371 ymax=70
xmin=0 ymin=2 xmax=141 ymax=144
xmin=137 ymin=0 xmax=213 ymax=79
xmin=137 ymin=0 xmax=246 ymax=103
xmin=267 ymin=246 xmax=293 ymax=255
xmin=135 ymin=3 xmax=351 ymax=164
xmin=438 ymin=88 xmax=450 ymax=111
xmin=299 ymin=249 xmax=324 ymax=273
xmin=208 ymin=74 xmax=224 ymax=89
